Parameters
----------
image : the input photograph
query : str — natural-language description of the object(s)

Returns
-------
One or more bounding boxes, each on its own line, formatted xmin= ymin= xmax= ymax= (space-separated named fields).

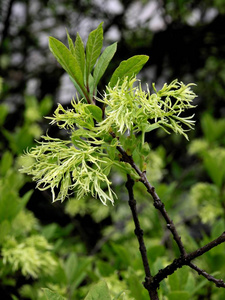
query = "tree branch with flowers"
xmin=20 ymin=23 xmax=225 ymax=300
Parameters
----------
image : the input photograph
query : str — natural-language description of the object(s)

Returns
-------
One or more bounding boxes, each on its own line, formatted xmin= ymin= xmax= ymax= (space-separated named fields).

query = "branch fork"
xmin=122 ymin=141 xmax=225 ymax=299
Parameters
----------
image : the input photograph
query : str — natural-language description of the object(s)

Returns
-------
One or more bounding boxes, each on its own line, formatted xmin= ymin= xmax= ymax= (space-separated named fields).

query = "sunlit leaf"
xmin=66 ymin=29 xmax=75 ymax=56
xmin=74 ymin=32 xmax=85 ymax=80
xmin=93 ymin=42 xmax=117 ymax=87
xmin=86 ymin=22 xmax=103 ymax=81
xmin=43 ymin=288 xmax=66 ymax=300
xmin=49 ymin=37 xmax=85 ymax=94
xmin=110 ymin=55 xmax=149 ymax=87
xmin=84 ymin=280 xmax=111 ymax=300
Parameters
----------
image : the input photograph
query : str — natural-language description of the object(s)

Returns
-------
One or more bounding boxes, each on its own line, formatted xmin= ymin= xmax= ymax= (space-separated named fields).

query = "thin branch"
xmin=111 ymin=132 xmax=225 ymax=290
xmin=113 ymin=137 xmax=186 ymax=256
xmin=149 ymin=232 xmax=225 ymax=289
xmin=188 ymin=262 xmax=225 ymax=288
xmin=125 ymin=175 xmax=159 ymax=300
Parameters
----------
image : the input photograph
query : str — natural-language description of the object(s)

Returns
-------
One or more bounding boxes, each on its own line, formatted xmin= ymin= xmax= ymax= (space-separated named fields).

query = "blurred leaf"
xmin=201 ymin=113 xmax=225 ymax=144
xmin=43 ymin=288 xmax=66 ymax=300
xmin=0 ymin=151 xmax=13 ymax=176
xmin=184 ymin=273 xmax=195 ymax=294
xmin=64 ymin=253 xmax=92 ymax=289
xmin=40 ymin=95 xmax=53 ymax=116
xmin=0 ymin=103 xmax=8 ymax=126
xmin=167 ymin=291 xmax=190 ymax=300
xmin=84 ymin=280 xmax=111 ymax=300
xmin=203 ymin=148 xmax=225 ymax=188
xmin=126 ymin=267 xmax=149 ymax=300
xmin=0 ymin=220 xmax=10 ymax=243
xmin=96 ymin=260 xmax=114 ymax=277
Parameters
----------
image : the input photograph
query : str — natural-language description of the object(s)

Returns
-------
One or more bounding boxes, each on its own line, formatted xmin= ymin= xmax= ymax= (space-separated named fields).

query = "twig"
xmin=111 ymin=132 xmax=225 ymax=291
xmin=148 ymin=232 xmax=225 ymax=289
xmin=125 ymin=175 xmax=159 ymax=300
xmin=188 ymin=262 xmax=225 ymax=288
xmin=114 ymin=140 xmax=186 ymax=256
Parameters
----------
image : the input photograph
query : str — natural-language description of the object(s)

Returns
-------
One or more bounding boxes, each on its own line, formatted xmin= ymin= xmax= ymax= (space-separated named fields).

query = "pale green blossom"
xmin=97 ymin=77 xmax=196 ymax=140
xmin=20 ymin=135 xmax=115 ymax=204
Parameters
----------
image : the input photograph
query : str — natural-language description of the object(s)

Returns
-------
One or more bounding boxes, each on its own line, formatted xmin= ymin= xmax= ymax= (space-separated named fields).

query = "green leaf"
xmin=0 ymin=151 xmax=13 ymax=176
xmin=110 ymin=55 xmax=149 ymax=87
xmin=201 ymin=114 xmax=225 ymax=143
xmin=49 ymin=37 xmax=85 ymax=95
xmin=167 ymin=291 xmax=190 ymax=300
xmin=66 ymin=29 xmax=75 ymax=56
xmin=42 ymin=288 xmax=66 ymax=300
xmin=64 ymin=253 xmax=92 ymax=291
xmin=203 ymin=149 xmax=225 ymax=188
xmin=86 ymin=23 xmax=104 ymax=81
xmin=69 ymin=75 xmax=86 ymax=99
xmin=0 ymin=104 xmax=8 ymax=126
xmin=74 ymin=32 xmax=85 ymax=80
xmin=84 ymin=280 xmax=111 ymax=300
xmin=93 ymin=42 xmax=117 ymax=87
xmin=85 ymin=105 xmax=102 ymax=122
xmin=39 ymin=95 xmax=53 ymax=116
xmin=126 ymin=267 xmax=148 ymax=300
xmin=88 ymin=73 xmax=95 ymax=98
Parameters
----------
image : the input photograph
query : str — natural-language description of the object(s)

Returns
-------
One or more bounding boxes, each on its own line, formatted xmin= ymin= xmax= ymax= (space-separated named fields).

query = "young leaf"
xmin=86 ymin=23 xmax=104 ymax=82
xmin=69 ymin=75 xmax=86 ymax=99
xmin=66 ymin=29 xmax=75 ymax=56
xmin=84 ymin=280 xmax=111 ymax=300
xmin=42 ymin=288 xmax=66 ymax=300
xmin=74 ymin=32 xmax=85 ymax=80
xmin=49 ymin=37 xmax=85 ymax=95
xmin=85 ymin=105 xmax=102 ymax=122
xmin=110 ymin=55 xmax=149 ymax=87
xmin=167 ymin=291 xmax=190 ymax=300
xmin=93 ymin=42 xmax=117 ymax=87
xmin=88 ymin=73 xmax=95 ymax=98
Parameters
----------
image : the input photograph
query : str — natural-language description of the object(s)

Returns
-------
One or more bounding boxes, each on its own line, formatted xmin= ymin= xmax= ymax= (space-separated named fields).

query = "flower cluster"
xmin=20 ymin=77 xmax=197 ymax=205
xmin=20 ymin=135 xmax=115 ymax=204
xmin=98 ymin=77 xmax=196 ymax=140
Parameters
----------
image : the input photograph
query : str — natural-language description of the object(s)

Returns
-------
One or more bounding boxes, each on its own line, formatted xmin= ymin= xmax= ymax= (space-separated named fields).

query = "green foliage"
xmin=49 ymin=23 xmax=118 ymax=103
xmin=43 ymin=288 xmax=66 ymax=300
xmin=0 ymin=150 xmax=59 ymax=299
xmin=84 ymin=280 xmax=111 ymax=300
xmin=109 ymin=55 xmax=149 ymax=88
xmin=2 ymin=95 xmax=52 ymax=154
xmin=2 ymin=236 xmax=57 ymax=278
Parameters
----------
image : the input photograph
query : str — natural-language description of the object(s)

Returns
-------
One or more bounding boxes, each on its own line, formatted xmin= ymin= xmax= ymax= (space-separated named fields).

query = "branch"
xmin=111 ymin=132 xmax=225 ymax=290
xmin=113 ymin=137 xmax=186 ymax=256
xmin=149 ymin=232 xmax=225 ymax=289
xmin=188 ymin=262 xmax=225 ymax=288
xmin=125 ymin=175 xmax=159 ymax=300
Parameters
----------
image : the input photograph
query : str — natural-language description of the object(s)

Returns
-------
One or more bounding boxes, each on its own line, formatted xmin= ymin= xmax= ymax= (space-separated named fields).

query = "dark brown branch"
xmin=114 ymin=138 xmax=186 ymax=256
xmin=148 ymin=232 xmax=225 ymax=289
xmin=188 ymin=262 xmax=225 ymax=288
xmin=111 ymin=132 xmax=225 ymax=290
xmin=125 ymin=175 xmax=159 ymax=300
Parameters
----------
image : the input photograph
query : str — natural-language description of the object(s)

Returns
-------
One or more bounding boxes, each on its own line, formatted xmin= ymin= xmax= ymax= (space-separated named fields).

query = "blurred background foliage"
xmin=0 ymin=0 xmax=225 ymax=299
